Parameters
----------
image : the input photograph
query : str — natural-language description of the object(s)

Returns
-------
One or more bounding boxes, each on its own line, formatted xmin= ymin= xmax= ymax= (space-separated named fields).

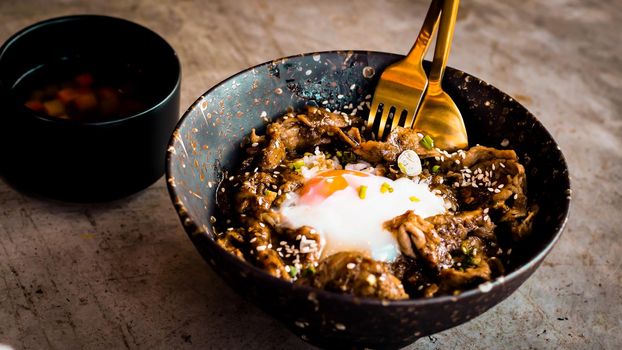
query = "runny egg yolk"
xmin=278 ymin=169 xmax=446 ymax=262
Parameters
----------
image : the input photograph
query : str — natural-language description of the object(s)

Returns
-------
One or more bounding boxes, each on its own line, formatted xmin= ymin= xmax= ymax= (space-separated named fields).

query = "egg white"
xmin=278 ymin=170 xmax=446 ymax=262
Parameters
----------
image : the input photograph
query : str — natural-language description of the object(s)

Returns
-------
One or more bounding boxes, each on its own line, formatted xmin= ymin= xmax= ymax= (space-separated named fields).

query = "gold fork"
xmin=412 ymin=0 xmax=468 ymax=151
xmin=366 ymin=0 xmax=442 ymax=140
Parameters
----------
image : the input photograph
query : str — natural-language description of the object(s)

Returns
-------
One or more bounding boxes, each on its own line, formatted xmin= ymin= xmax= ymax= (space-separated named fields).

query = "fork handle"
xmin=428 ymin=0 xmax=460 ymax=90
xmin=404 ymin=0 xmax=442 ymax=66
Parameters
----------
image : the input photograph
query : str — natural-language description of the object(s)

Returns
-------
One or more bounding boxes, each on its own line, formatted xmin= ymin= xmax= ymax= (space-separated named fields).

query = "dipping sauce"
xmin=14 ymin=60 xmax=151 ymax=122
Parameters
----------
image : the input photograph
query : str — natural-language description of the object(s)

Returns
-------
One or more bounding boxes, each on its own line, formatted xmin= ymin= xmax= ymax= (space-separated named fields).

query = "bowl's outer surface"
xmin=166 ymin=51 xmax=570 ymax=349
xmin=0 ymin=15 xmax=181 ymax=201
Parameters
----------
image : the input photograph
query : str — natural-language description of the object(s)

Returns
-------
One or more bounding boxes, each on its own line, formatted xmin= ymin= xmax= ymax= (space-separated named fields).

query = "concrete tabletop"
xmin=0 ymin=1 xmax=620 ymax=349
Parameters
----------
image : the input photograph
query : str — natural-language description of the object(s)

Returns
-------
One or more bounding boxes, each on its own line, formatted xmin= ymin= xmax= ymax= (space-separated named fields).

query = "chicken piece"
xmin=384 ymin=211 xmax=451 ymax=269
xmin=216 ymin=228 xmax=246 ymax=260
xmin=247 ymin=221 xmax=290 ymax=280
xmin=235 ymin=171 xmax=278 ymax=214
xmin=385 ymin=209 xmax=495 ymax=271
xmin=278 ymin=226 xmax=323 ymax=265
xmin=260 ymin=123 xmax=286 ymax=170
xmin=444 ymin=145 xmax=538 ymax=240
xmin=301 ymin=252 xmax=409 ymax=300
xmin=354 ymin=127 xmax=439 ymax=163
xmin=438 ymin=236 xmax=492 ymax=292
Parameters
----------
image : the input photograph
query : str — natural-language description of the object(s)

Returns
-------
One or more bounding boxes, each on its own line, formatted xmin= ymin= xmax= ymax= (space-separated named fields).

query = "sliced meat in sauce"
xmin=300 ymin=251 xmax=409 ymax=300
xmin=216 ymin=107 xmax=536 ymax=299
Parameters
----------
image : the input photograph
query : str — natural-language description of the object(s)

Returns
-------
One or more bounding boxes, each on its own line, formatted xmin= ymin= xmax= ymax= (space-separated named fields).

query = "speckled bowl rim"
xmin=166 ymin=50 xmax=571 ymax=308
xmin=0 ymin=14 xmax=181 ymax=127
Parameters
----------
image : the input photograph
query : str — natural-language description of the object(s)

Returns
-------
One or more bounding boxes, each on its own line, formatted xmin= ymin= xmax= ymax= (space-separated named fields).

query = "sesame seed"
xmin=259 ymin=222 xmax=266 ymax=228
xmin=228 ymin=176 xmax=235 ymax=181
xmin=500 ymin=163 xmax=506 ymax=168
xmin=251 ymin=142 xmax=259 ymax=147
xmin=256 ymin=245 xmax=267 ymax=251
xmin=346 ymin=263 xmax=356 ymax=269
xmin=366 ymin=274 xmax=377 ymax=285
xmin=335 ymin=323 xmax=346 ymax=331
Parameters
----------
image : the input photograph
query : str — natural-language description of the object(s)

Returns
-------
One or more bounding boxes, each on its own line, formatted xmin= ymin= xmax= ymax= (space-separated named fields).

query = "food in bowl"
xmin=15 ymin=59 xmax=150 ymax=121
xmin=215 ymin=105 xmax=538 ymax=299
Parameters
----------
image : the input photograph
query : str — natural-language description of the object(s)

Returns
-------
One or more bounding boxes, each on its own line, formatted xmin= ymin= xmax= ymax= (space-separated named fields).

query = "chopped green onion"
xmin=288 ymin=265 xmax=298 ymax=278
xmin=341 ymin=151 xmax=356 ymax=163
xmin=303 ymin=266 xmax=316 ymax=277
xmin=291 ymin=160 xmax=305 ymax=174
xmin=358 ymin=185 xmax=368 ymax=199
xmin=336 ymin=151 xmax=343 ymax=158
xmin=432 ymin=165 xmax=441 ymax=173
xmin=409 ymin=196 xmax=420 ymax=202
xmin=264 ymin=189 xmax=277 ymax=200
xmin=380 ymin=182 xmax=394 ymax=194
xmin=420 ymin=135 xmax=435 ymax=150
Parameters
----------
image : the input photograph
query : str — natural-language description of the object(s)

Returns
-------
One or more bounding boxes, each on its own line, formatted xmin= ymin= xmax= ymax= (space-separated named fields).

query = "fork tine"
xmin=390 ymin=107 xmax=405 ymax=133
xmin=403 ymin=109 xmax=417 ymax=129
xmin=366 ymin=99 xmax=381 ymax=131
xmin=376 ymin=105 xmax=392 ymax=139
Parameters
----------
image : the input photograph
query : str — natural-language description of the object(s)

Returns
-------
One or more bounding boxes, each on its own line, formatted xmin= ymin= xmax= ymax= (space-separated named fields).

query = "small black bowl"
xmin=166 ymin=51 xmax=570 ymax=349
xmin=0 ymin=15 xmax=180 ymax=201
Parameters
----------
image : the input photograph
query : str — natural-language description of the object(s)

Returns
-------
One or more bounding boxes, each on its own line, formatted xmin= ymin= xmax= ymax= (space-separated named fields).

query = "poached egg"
xmin=278 ymin=169 xmax=446 ymax=262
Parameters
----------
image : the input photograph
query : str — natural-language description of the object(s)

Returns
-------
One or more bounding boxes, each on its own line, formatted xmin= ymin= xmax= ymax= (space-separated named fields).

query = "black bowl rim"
xmin=0 ymin=14 xmax=181 ymax=127
xmin=166 ymin=49 xmax=571 ymax=307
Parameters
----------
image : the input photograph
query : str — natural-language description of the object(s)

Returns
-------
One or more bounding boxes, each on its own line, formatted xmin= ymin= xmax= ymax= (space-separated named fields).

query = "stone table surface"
xmin=0 ymin=0 xmax=620 ymax=349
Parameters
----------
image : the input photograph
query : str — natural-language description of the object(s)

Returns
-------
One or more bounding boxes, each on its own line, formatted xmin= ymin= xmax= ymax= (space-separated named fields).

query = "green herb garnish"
xmin=302 ymin=266 xmax=316 ymax=277
xmin=420 ymin=135 xmax=435 ymax=150
xmin=380 ymin=182 xmax=394 ymax=194
xmin=432 ymin=165 xmax=441 ymax=173
xmin=264 ymin=189 xmax=277 ymax=200
xmin=359 ymin=185 xmax=368 ymax=199
xmin=288 ymin=265 xmax=298 ymax=278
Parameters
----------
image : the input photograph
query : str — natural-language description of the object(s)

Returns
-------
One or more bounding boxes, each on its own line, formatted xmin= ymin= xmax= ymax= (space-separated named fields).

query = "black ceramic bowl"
xmin=166 ymin=51 xmax=570 ymax=349
xmin=0 ymin=15 xmax=180 ymax=201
